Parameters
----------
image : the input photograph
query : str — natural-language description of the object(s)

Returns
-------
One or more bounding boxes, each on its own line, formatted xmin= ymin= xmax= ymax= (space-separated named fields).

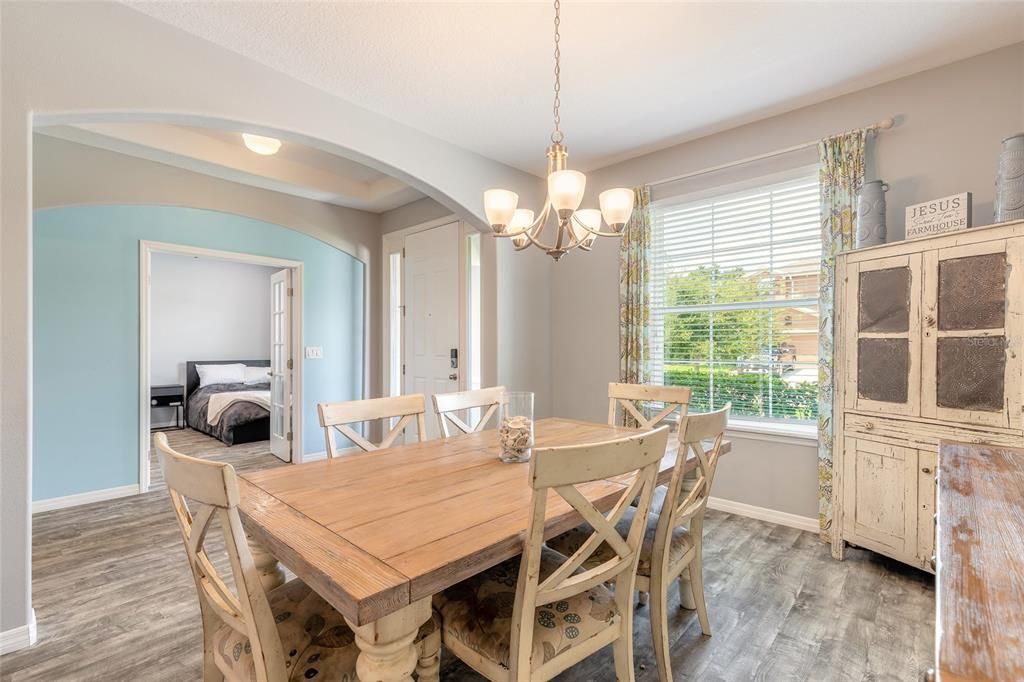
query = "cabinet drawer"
xmin=844 ymin=411 xmax=1023 ymax=450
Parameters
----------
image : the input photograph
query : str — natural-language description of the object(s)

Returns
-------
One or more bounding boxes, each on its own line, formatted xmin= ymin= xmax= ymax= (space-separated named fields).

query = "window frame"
xmin=648 ymin=164 xmax=821 ymax=435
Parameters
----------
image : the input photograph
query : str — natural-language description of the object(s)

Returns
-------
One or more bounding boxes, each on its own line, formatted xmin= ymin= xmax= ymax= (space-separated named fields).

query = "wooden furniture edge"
xmin=934 ymin=440 xmax=1024 ymax=682
xmin=837 ymin=219 xmax=1024 ymax=264
xmin=237 ymin=478 xmax=411 ymax=625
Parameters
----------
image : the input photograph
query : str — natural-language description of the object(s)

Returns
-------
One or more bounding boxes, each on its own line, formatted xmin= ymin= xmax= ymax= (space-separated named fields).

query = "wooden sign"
xmin=905 ymin=193 xmax=972 ymax=240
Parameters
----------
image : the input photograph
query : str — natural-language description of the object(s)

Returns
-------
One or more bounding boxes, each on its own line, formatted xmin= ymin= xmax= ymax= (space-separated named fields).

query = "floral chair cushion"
xmin=212 ymin=579 xmax=441 ymax=682
xmin=545 ymin=489 xmax=694 ymax=578
xmin=433 ymin=546 xmax=618 ymax=674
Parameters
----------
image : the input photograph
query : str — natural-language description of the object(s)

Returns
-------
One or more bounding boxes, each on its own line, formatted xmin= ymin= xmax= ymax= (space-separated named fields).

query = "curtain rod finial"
xmin=876 ymin=117 xmax=895 ymax=130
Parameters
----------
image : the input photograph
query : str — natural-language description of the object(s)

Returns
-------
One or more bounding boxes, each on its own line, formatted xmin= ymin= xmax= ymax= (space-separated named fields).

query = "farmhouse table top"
xmin=935 ymin=442 xmax=1024 ymax=682
xmin=238 ymin=416 xmax=729 ymax=626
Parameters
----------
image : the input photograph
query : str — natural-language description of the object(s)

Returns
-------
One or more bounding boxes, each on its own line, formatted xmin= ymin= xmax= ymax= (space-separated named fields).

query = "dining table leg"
xmin=245 ymin=531 xmax=286 ymax=591
xmin=346 ymin=597 xmax=432 ymax=682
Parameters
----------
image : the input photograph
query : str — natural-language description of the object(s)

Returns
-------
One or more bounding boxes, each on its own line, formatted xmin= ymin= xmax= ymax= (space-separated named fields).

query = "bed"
xmin=185 ymin=360 xmax=272 ymax=446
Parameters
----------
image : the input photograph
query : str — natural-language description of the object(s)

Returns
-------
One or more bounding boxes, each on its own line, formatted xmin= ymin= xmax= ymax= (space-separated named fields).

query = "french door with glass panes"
xmin=269 ymin=268 xmax=292 ymax=462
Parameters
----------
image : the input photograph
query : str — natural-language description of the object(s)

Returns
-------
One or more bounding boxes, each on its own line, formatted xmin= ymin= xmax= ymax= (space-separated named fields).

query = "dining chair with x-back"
xmin=433 ymin=386 xmax=506 ymax=437
xmin=153 ymin=432 xmax=441 ymax=682
xmin=433 ymin=426 xmax=670 ymax=681
xmin=318 ymin=394 xmax=428 ymax=455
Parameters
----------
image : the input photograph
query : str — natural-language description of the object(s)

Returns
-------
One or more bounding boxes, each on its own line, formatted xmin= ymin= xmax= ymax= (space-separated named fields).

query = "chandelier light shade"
xmin=548 ymin=170 xmax=586 ymax=217
xmin=599 ymin=188 xmax=635 ymax=233
xmin=483 ymin=189 xmax=519 ymax=231
xmin=571 ymin=209 xmax=601 ymax=249
xmin=509 ymin=209 xmax=535 ymax=247
xmin=482 ymin=0 xmax=634 ymax=261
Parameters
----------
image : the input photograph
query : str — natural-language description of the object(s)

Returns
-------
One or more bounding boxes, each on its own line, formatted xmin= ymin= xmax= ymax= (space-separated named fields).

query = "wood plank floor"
xmin=0 ymin=430 xmax=935 ymax=681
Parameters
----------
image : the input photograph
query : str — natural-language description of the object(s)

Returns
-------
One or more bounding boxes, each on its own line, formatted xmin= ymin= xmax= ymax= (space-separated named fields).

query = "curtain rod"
xmin=648 ymin=117 xmax=895 ymax=189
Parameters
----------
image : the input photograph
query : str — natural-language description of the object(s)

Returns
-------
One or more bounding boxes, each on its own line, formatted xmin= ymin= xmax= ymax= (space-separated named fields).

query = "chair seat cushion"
xmin=433 ymin=546 xmax=619 ymax=673
xmin=213 ymin=579 xmax=440 ymax=682
xmin=546 ymin=489 xmax=694 ymax=578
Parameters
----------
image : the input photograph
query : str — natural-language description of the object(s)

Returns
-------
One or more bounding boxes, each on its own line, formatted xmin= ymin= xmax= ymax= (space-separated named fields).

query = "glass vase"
xmin=498 ymin=391 xmax=534 ymax=463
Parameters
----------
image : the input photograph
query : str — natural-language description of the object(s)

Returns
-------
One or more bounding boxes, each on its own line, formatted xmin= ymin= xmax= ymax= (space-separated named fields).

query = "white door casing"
xmin=404 ymin=222 xmax=461 ymax=440
xmin=270 ymin=268 xmax=292 ymax=462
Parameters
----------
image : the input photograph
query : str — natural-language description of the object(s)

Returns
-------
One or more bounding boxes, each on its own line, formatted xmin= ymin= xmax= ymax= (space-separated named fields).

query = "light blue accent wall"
xmin=33 ymin=205 xmax=364 ymax=501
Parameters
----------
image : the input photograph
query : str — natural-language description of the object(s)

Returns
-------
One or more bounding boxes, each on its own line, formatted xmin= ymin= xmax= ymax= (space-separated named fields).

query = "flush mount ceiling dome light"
xmin=483 ymin=0 xmax=634 ymax=261
xmin=241 ymin=133 xmax=282 ymax=155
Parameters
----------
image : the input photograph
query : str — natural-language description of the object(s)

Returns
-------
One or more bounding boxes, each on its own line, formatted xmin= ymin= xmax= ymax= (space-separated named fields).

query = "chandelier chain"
xmin=551 ymin=0 xmax=563 ymax=144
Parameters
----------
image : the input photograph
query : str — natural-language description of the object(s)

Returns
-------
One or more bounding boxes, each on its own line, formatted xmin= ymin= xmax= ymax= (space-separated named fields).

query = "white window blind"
xmin=649 ymin=173 xmax=821 ymax=422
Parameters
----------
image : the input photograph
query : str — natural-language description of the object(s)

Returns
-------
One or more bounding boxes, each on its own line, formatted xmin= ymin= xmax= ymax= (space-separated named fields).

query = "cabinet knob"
xmin=929 ymin=556 xmax=936 ymax=570
xmin=923 ymin=668 xmax=936 ymax=682
xmin=921 ymin=467 xmax=932 ymax=475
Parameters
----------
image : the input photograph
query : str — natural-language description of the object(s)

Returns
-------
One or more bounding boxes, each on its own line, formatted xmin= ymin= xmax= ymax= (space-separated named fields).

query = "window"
xmin=649 ymin=172 xmax=821 ymax=423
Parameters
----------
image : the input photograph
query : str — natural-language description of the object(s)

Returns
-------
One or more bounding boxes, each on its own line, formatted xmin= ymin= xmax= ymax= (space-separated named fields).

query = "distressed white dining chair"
xmin=432 ymin=385 xmax=506 ymax=437
xmin=153 ymin=432 xmax=441 ymax=682
xmin=433 ymin=426 xmax=670 ymax=682
xmin=607 ymin=382 xmax=692 ymax=429
xmin=318 ymin=394 xmax=427 ymax=455
xmin=545 ymin=405 xmax=730 ymax=682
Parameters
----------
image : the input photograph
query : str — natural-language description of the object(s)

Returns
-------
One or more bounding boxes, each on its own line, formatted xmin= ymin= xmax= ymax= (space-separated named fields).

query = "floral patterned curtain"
xmin=817 ymin=131 xmax=866 ymax=541
xmin=618 ymin=187 xmax=652 ymax=426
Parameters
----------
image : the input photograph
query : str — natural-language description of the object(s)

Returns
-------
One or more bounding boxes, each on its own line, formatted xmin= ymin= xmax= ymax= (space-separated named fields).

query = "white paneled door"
xmin=270 ymin=268 xmax=292 ymax=462
xmin=404 ymin=222 xmax=460 ymax=440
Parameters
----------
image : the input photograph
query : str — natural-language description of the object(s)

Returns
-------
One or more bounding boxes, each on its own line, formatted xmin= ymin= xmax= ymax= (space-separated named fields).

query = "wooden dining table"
xmin=238 ymin=416 xmax=729 ymax=681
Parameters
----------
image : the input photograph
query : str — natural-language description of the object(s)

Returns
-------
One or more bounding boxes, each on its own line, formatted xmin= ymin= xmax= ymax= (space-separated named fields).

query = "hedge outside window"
xmin=649 ymin=173 xmax=821 ymax=423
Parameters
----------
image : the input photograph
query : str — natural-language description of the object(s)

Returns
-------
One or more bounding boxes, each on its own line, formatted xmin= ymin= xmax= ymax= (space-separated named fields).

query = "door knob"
xmin=449 ymin=373 xmax=458 ymax=381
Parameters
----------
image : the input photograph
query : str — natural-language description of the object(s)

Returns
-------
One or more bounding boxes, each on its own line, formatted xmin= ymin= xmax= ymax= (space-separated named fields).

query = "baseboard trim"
xmin=707 ymin=497 xmax=819 ymax=534
xmin=0 ymin=609 xmax=37 ymax=655
xmin=33 ymin=484 xmax=141 ymax=514
xmin=299 ymin=450 xmax=328 ymax=463
xmin=298 ymin=447 xmax=360 ymax=463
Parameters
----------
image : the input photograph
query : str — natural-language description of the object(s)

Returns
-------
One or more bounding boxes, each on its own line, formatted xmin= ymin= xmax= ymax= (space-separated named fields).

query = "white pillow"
xmin=243 ymin=366 xmax=270 ymax=385
xmin=195 ymin=363 xmax=246 ymax=387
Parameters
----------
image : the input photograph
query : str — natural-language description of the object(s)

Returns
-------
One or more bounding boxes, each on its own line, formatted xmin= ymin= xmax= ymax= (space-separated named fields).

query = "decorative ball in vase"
xmin=855 ymin=180 xmax=888 ymax=248
xmin=498 ymin=391 xmax=534 ymax=463
xmin=995 ymin=132 xmax=1024 ymax=223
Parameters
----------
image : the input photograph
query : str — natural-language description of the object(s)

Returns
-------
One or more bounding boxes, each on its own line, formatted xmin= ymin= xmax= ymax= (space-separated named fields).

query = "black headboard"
xmin=185 ymin=360 xmax=271 ymax=405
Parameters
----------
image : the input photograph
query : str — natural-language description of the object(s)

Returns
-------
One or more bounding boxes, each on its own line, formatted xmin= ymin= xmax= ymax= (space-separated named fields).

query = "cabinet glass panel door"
xmin=921 ymin=239 xmax=1022 ymax=429
xmin=844 ymin=254 xmax=922 ymax=416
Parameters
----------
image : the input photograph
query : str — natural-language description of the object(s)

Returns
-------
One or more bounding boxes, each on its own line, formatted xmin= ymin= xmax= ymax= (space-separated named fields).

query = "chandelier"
xmin=482 ymin=0 xmax=634 ymax=261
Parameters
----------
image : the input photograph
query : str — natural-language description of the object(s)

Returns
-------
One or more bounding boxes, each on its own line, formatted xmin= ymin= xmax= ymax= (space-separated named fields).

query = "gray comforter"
xmin=187 ymin=382 xmax=270 ymax=445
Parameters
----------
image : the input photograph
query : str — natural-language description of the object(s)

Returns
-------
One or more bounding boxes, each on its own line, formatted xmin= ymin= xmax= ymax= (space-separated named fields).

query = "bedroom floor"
xmin=1 ymin=430 xmax=936 ymax=681
xmin=148 ymin=427 xmax=274 ymax=487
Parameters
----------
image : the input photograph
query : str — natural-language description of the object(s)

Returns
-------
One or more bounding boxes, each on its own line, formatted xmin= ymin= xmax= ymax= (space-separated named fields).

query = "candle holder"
xmin=498 ymin=391 xmax=534 ymax=463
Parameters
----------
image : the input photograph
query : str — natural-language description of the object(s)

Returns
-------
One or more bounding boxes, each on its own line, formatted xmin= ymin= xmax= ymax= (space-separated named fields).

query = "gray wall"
xmin=379 ymin=196 xmax=455 ymax=234
xmin=551 ymin=43 xmax=1024 ymax=521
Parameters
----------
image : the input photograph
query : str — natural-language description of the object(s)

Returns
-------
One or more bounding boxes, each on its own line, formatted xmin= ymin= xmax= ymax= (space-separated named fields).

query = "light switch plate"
xmin=304 ymin=346 xmax=323 ymax=359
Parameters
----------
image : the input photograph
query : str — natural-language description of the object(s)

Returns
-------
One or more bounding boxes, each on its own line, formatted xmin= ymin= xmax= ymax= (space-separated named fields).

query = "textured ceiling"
xmin=128 ymin=2 xmax=1024 ymax=174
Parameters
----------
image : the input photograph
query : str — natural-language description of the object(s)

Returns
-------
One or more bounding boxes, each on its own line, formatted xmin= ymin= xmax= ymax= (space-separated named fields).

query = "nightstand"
xmin=151 ymin=383 xmax=185 ymax=430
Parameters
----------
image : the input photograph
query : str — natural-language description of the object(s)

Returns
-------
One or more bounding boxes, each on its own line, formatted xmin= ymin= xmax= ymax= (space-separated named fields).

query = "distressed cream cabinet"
xmin=832 ymin=220 xmax=1024 ymax=571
